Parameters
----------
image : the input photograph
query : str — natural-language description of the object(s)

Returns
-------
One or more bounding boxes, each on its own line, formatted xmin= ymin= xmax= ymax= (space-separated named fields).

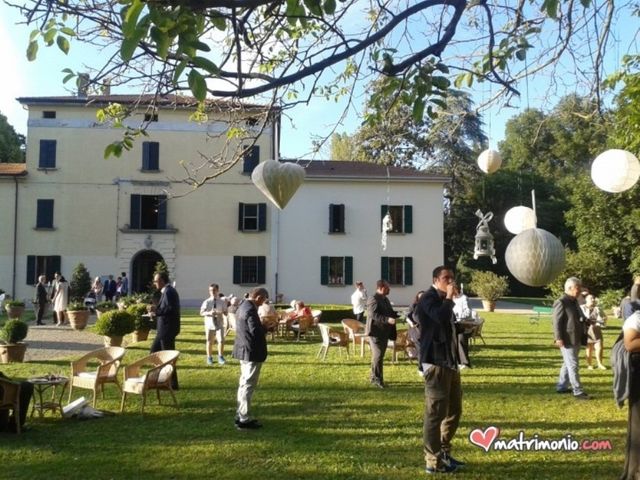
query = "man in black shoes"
xmin=365 ymin=280 xmax=398 ymax=389
xmin=232 ymin=287 xmax=269 ymax=430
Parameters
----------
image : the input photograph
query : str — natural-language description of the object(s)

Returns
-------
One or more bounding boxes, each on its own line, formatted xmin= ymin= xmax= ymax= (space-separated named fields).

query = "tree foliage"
xmin=69 ymin=262 xmax=92 ymax=302
xmin=0 ymin=112 xmax=25 ymax=163
xmin=329 ymin=132 xmax=358 ymax=161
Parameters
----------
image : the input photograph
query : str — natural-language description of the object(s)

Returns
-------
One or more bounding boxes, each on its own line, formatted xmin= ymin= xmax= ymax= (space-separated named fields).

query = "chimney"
xmin=77 ymin=73 xmax=90 ymax=98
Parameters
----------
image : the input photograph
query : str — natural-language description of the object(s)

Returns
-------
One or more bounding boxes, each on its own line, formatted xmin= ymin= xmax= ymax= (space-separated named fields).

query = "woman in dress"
xmin=53 ymin=276 xmax=69 ymax=326
xmin=580 ymin=294 xmax=607 ymax=370
xmin=91 ymin=276 xmax=104 ymax=303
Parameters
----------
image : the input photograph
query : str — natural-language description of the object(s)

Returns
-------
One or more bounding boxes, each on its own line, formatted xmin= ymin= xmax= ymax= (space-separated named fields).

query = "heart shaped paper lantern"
xmin=504 ymin=206 xmax=537 ymax=234
xmin=251 ymin=160 xmax=305 ymax=210
xmin=477 ymin=149 xmax=502 ymax=174
xmin=591 ymin=149 xmax=640 ymax=193
xmin=505 ymin=228 xmax=565 ymax=287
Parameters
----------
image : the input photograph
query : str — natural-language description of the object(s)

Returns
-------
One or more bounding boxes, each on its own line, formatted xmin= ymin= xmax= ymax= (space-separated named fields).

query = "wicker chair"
xmin=470 ymin=318 xmax=486 ymax=345
xmin=120 ymin=350 xmax=180 ymax=414
xmin=288 ymin=315 xmax=315 ymax=341
xmin=0 ymin=377 xmax=22 ymax=434
xmin=68 ymin=346 xmax=126 ymax=407
xmin=260 ymin=314 xmax=279 ymax=341
xmin=341 ymin=318 xmax=368 ymax=357
xmin=388 ymin=330 xmax=411 ymax=363
xmin=317 ymin=324 xmax=350 ymax=360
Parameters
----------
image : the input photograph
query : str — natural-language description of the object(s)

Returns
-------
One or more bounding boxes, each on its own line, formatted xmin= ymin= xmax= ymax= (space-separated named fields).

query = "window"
xmin=381 ymin=257 xmax=413 ymax=286
xmin=233 ymin=256 xmax=266 ymax=284
xmin=380 ymin=205 xmax=412 ymax=233
xmin=329 ymin=204 xmax=345 ymax=233
xmin=238 ymin=203 xmax=266 ymax=231
xmin=320 ymin=256 xmax=353 ymax=286
xmin=39 ymin=140 xmax=57 ymax=169
xmin=142 ymin=142 xmax=160 ymax=171
xmin=42 ymin=111 xmax=56 ymax=119
xmin=36 ymin=199 xmax=54 ymax=229
xmin=144 ymin=112 xmax=159 ymax=122
xmin=26 ymin=255 xmax=61 ymax=285
xmin=242 ymin=146 xmax=260 ymax=173
xmin=130 ymin=194 xmax=167 ymax=230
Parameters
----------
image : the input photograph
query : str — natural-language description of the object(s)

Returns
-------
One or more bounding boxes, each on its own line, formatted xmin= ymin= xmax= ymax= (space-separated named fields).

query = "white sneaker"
xmin=598 ymin=364 xmax=607 ymax=370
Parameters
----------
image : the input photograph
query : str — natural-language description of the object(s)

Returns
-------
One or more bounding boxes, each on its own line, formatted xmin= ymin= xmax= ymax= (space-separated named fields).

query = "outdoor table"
xmin=28 ymin=375 xmax=69 ymax=418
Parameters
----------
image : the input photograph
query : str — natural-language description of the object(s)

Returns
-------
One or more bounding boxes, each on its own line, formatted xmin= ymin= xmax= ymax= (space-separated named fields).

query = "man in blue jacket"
xmin=232 ymin=287 xmax=269 ymax=430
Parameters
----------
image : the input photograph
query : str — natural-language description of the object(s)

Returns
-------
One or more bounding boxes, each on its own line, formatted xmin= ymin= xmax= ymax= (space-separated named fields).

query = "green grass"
xmin=0 ymin=310 xmax=628 ymax=479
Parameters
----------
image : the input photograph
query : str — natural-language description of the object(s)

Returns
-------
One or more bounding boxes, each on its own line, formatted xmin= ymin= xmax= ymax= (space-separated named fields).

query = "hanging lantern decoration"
xmin=504 ymin=206 xmax=537 ymax=235
xmin=591 ymin=149 xmax=640 ymax=193
xmin=505 ymin=228 xmax=565 ymax=287
xmin=381 ymin=212 xmax=393 ymax=251
xmin=477 ymin=149 xmax=502 ymax=174
xmin=251 ymin=160 xmax=305 ymax=210
xmin=473 ymin=210 xmax=497 ymax=264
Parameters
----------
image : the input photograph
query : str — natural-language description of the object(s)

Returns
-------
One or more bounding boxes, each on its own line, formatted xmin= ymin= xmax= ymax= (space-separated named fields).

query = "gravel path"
xmin=23 ymin=316 xmax=104 ymax=362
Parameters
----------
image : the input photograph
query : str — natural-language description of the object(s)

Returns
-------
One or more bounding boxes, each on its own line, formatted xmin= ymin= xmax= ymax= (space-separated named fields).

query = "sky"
xmin=0 ymin=3 xmax=637 ymax=160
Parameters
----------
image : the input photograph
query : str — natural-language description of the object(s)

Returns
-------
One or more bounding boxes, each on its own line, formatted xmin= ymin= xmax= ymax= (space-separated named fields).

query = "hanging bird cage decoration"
xmin=591 ymin=149 xmax=640 ymax=193
xmin=473 ymin=210 xmax=497 ymax=264
xmin=381 ymin=212 xmax=393 ymax=251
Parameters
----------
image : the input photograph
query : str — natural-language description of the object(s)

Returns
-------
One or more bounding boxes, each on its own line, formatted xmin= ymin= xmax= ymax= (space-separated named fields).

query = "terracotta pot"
xmin=5 ymin=305 xmax=25 ymax=319
xmin=0 ymin=343 xmax=28 ymax=363
xmin=131 ymin=329 xmax=150 ymax=343
xmin=67 ymin=310 xmax=90 ymax=331
xmin=482 ymin=300 xmax=496 ymax=312
xmin=103 ymin=335 xmax=123 ymax=347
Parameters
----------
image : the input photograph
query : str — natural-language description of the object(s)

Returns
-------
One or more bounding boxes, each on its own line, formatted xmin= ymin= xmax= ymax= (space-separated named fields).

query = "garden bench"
xmin=530 ymin=306 xmax=553 ymax=324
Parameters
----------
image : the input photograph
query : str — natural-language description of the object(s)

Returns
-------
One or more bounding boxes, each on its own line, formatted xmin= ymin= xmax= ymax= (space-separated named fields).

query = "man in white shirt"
xmin=351 ymin=281 xmax=367 ymax=323
xmin=200 ymin=283 xmax=228 ymax=365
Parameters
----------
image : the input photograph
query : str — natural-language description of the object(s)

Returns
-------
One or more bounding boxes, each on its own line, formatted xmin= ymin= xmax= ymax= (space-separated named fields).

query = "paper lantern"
xmin=505 ymin=228 xmax=565 ymax=287
xmin=251 ymin=160 xmax=305 ymax=209
xmin=504 ymin=206 xmax=537 ymax=234
xmin=477 ymin=149 xmax=502 ymax=174
xmin=591 ymin=149 xmax=640 ymax=193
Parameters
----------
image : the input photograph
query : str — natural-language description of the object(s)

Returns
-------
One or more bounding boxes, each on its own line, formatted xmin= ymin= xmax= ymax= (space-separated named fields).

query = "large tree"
xmin=5 ymin=0 xmax=627 ymax=184
xmin=0 ymin=112 xmax=25 ymax=163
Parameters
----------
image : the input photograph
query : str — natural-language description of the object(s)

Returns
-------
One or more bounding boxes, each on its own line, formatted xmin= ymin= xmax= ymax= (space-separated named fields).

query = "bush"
xmin=598 ymin=288 xmax=626 ymax=313
xmin=96 ymin=301 xmax=117 ymax=312
xmin=117 ymin=295 xmax=137 ymax=308
xmin=1 ymin=319 xmax=28 ymax=343
xmin=5 ymin=300 xmax=25 ymax=307
xmin=127 ymin=304 xmax=153 ymax=330
xmin=94 ymin=310 xmax=135 ymax=337
xmin=69 ymin=263 xmax=92 ymax=302
xmin=468 ymin=270 xmax=509 ymax=302
xmin=67 ymin=301 xmax=88 ymax=311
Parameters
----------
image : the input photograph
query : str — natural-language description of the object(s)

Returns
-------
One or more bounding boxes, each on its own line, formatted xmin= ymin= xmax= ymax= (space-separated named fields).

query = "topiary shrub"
xmin=69 ymin=263 xmax=92 ymax=302
xmin=1 ymin=319 xmax=28 ymax=344
xmin=94 ymin=310 xmax=135 ymax=337
xmin=6 ymin=300 xmax=25 ymax=307
xmin=67 ymin=300 xmax=88 ymax=311
xmin=468 ymin=270 xmax=509 ymax=302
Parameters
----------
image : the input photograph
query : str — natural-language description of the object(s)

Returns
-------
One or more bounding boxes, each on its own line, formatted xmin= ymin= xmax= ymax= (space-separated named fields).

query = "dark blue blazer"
xmin=156 ymin=285 xmax=181 ymax=340
xmin=232 ymin=299 xmax=267 ymax=362
xmin=416 ymin=286 xmax=458 ymax=369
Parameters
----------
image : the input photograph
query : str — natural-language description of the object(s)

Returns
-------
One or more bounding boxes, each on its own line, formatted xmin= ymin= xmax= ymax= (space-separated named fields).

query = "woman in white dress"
xmin=53 ymin=276 xmax=69 ymax=326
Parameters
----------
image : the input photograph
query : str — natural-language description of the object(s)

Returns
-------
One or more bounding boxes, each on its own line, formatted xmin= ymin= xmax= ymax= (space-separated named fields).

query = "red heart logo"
xmin=469 ymin=426 xmax=500 ymax=452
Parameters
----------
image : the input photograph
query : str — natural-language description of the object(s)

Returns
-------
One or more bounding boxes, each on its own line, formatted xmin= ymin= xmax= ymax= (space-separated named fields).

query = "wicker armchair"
xmin=388 ymin=330 xmax=411 ymax=363
xmin=260 ymin=315 xmax=279 ymax=341
xmin=317 ymin=324 xmax=350 ymax=360
xmin=341 ymin=318 xmax=368 ymax=357
xmin=120 ymin=350 xmax=180 ymax=414
xmin=289 ymin=315 xmax=315 ymax=341
xmin=68 ymin=347 xmax=126 ymax=407
xmin=470 ymin=318 xmax=486 ymax=345
xmin=0 ymin=377 xmax=22 ymax=434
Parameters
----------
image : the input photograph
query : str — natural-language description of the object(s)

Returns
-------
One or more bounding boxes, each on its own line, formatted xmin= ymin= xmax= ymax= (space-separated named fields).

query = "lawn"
xmin=0 ymin=310 xmax=628 ymax=479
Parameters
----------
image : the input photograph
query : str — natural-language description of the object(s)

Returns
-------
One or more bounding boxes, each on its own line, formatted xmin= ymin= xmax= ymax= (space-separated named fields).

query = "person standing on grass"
xmin=553 ymin=276 xmax=590 ymax=400
xmin=232 ymin=287 xmax=269 ymax=430
xmin=34 ymin=275 xmax=48 ymax=325
xmin=200 ymin=283 xmax=228 ymax=366
xmin=416 ymin=266 xmax=464 ymax=474
xmin=351 ymin=281 xmax=367 ymax=323
xmin=365 ymin=279 xmax=398 ymax=389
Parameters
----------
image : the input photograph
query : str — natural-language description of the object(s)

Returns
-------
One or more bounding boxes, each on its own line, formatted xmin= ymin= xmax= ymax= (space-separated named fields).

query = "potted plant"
xmin=69 ymin=263 xmax=92 ymax=303
xmin=94 ymin=310 xmax=135 ymax=347
xmin=116 ymin=295 xmax=136 ymax=311
xmin=5 ymin=300 xmax=25 ymax=319
xmin=127 ymin=304 xmax=153 ymax=342
xmin=0 ymin=319 xmax=29 ymax=363
xmin=469 ymin=270 xmax=509 ymax=312
xmin=95 ymin=300 xmax=117 ymax=319
xmin=66 ymin=301 xmax=90 ymax=331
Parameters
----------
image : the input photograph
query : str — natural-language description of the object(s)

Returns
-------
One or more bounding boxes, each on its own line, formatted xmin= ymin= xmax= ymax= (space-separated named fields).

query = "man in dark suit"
xmin=365 ymin=279 xmax=398 ymax=389
xmin=416 ymin=266 xmax=464 ymax=474
xmin=553 ymin=276 xmax=589 ymax=399
xmin=34 ymin=275 xmax=48 ymax=325
xmin=232 ymin=287 xmax=269 ymax=430
xmin=104 ymin=275 xmax=116 ymax=302
xmin=148 ymin=272 xmax=181 ymax=390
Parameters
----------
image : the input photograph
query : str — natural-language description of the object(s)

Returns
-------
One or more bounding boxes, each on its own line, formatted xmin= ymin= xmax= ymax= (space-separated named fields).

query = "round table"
xmin=28 ymin=376 xmax=69 ymax=418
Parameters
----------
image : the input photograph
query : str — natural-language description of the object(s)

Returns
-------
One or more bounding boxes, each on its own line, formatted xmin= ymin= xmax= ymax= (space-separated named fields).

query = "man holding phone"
xmin=365 ymin=279 xmax=398 ymax=389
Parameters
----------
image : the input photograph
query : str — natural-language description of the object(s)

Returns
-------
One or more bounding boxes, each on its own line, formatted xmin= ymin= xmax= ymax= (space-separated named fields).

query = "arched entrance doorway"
xmin=131 ymin=250 xmax=164 ymax=294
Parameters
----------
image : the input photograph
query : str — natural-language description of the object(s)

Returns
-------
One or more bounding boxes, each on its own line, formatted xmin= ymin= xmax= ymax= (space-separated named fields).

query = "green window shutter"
xmin=329 ymin=204 xmax=334 ymax=233
xmin=338 ymin=204 xmax=345 ymax=232
xmin=404 ymin=205 xmax=413 ymax=233
xmin=36 ymin=199 xmax=54 ymax=228
xmin=233 ymin=256 xmax=241 ymax=284
xmin=320 ymin=256 xmax=329 ymax=285
xmin=404 ymin=257 xmax=413 ymax=286
xmin=157 ymin=195 xmax=167 ymax=229
xmin=381 ymin=256 xmax=389 ymax=282
xmin=130 ymin=194 xmax=141 ymax=229
xmin=238 ymin=203 xmax=245 ymax=231
xmin=243 ymin=146 xmax=260 ymax=173
xmin=26 ymin=255 xmax=36 ymax=285
xmin=380 ymin=204 xmax=388 ymax=231
xmin=257 ymin=256 xmax=266 ymax=284
xmin=345 ymin=256 xmax=353 ymax=285
xmin=51 ymin=256 xmax=61 ymax=279
xmin=258 ymin=203 xmax=267 ymax=231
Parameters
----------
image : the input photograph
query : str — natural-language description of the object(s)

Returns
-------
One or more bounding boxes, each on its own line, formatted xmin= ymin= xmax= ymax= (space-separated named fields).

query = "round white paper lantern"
xmin=505 ymin=228 xmax=565 ymax=287
xmin=591 ymin=149 xmax=640 ymax=193
xmin=477 ymin=149 xmax=502 ymax=174
xmin=504 ymin=206 xmax=537 ymax=234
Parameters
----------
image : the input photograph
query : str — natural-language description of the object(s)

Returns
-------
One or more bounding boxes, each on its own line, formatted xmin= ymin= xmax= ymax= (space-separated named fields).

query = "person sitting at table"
xmin=288 ymin=300 xmax=312 ymax=320
xmin=0 ymin=371 xmax=34 ymax=433
xmin=452 ymin=288 xmax=478 ymax=369
xmin=258 ymin=299 xmax=277 ymax=318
